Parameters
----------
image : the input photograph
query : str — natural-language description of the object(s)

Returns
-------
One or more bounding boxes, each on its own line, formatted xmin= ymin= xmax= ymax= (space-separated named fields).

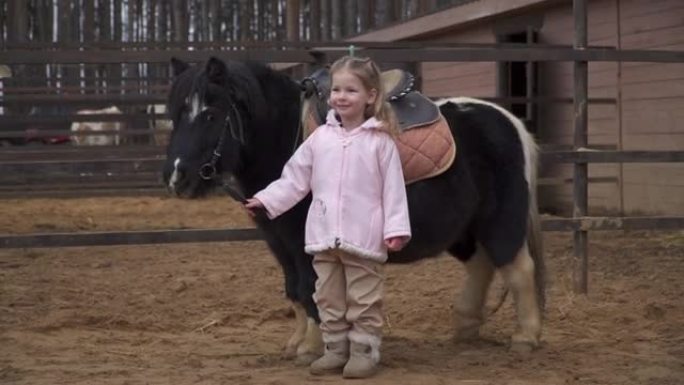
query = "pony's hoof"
xmin=294 ymin=352 xmax=320 ymax=366
xmin=282 ymin=345 xmax=298 ymax=359
xmin=453 ymin=326 xmax=481 ymax=342
xmin=510 ymin=341 xmax=536 ymax=355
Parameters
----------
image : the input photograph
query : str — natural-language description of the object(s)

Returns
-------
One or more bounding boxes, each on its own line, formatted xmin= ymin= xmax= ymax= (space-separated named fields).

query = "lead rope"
xmin=294 ymin=92 xmax=305 ymax=155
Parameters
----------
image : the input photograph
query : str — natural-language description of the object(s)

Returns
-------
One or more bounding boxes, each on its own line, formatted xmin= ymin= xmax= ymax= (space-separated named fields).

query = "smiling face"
xmin=329 ymin=69 xmax=377 ymax=129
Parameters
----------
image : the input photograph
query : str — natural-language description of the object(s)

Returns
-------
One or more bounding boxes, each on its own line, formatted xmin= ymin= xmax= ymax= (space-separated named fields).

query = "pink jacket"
xmin=254 ymin=110 xmax=411 ymax=262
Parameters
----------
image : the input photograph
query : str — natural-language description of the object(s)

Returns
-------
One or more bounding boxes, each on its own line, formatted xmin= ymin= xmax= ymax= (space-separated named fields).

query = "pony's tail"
xmin=485 ymin=150 xmax=545 ymax=317
xmin=524 ymin=131 xmax=546 ymax=313
xmin=488 ymin=102 xmax=546 ymax=315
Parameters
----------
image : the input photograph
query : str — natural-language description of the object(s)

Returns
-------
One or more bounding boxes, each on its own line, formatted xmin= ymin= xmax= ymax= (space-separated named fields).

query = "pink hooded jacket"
xmin=254 ymin=110 xmax=411 ymax=263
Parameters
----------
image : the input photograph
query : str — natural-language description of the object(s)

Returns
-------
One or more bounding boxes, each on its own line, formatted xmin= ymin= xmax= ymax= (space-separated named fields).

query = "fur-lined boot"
xmin=309 ymin=332 xmax=349 ymax=375
xmin=342 ymin=330 xmax=381 ymax=378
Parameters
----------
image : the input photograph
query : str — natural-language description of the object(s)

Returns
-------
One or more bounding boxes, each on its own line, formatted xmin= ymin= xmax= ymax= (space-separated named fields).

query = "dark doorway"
xmin=497 ymin=29 xmax=539 ymax=134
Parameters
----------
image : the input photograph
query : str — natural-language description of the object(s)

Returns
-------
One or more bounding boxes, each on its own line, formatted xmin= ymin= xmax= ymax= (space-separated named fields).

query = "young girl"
xmin=245 ymin=56 xmax=411 ymax=378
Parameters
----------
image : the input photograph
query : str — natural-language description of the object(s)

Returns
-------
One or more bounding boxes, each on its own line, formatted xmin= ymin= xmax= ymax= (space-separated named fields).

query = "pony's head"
xmin=162 ymin=57 xmax=268 ymax=198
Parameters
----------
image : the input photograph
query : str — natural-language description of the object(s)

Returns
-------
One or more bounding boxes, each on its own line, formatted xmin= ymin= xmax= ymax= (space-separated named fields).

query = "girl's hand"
xmin=244 ymin=198 xmax=264 ymax=217
xmin=385 ymin=236 xmax=409 ymax=252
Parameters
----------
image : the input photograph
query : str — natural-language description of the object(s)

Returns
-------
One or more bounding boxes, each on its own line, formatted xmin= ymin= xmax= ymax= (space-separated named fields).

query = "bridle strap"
xmin=199 ymin=102 xmax=244 ymax=181
xmin=228 ymin=102 xmax=245 ymax=143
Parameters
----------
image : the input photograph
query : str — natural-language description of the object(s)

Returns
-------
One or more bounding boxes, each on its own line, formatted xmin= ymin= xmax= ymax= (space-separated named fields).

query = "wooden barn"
xmin=348 ymin=0 xmax=684 ymax=216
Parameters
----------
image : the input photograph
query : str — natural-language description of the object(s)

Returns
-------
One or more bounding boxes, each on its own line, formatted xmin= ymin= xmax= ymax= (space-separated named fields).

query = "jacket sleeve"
xmin=253 ymin=134 xmax=315 ymax=219
xmin=378 ymin=136 xmax=412 ymax=240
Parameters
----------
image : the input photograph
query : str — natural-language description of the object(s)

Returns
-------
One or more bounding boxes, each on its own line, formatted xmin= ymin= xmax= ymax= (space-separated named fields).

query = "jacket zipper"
xmin=336 ymin=137 xmax=349 ymax=248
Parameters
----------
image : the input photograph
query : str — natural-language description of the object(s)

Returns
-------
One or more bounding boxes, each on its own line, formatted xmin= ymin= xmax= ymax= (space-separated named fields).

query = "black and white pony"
xmin=162 ymin=57 xmax=545 ymax=362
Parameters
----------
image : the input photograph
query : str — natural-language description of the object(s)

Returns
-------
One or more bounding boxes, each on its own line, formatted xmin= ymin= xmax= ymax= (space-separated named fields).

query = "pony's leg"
xmin=294 ymin=317 xmax=323 ymax=366
xmin=293 ymin=252 xmax=323 ymax=365
xmin=453 ymin=246 xmax=495 ymax=341
xmin=500 ymin=243 xmax=541 ymax=353
xmin=265 ymin=238 xmax=306 ymax=360
xmin=284 ymin=301 xmax=308 ymax=358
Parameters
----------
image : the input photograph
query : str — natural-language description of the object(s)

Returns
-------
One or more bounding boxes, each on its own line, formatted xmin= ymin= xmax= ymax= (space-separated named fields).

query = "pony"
xmin=146 ymin=103 xmax=173 ymax=146
xmin=70 ymin=106 xmax=123 ymax=146
xmin=162 ymin=57 xmax=545 ymax=363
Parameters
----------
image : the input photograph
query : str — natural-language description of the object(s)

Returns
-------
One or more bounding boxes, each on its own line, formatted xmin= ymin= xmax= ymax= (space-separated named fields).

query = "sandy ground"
xmin=0 ymin=196 xmax=682 ymax=385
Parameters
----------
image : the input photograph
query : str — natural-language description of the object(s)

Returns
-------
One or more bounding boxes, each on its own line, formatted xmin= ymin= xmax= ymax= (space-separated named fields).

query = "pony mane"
xmin=169 ymin=60 xmax=274 ymax=129
xmin=300 ymin=97 xmax=316 ymax=139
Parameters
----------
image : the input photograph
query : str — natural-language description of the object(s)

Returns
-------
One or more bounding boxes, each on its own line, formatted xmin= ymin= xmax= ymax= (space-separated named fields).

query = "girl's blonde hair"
xmin=329 ymin=56 xmax=399 ymax=135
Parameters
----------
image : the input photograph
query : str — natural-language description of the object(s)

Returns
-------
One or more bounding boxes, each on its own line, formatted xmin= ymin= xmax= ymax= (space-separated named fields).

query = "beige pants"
xmin=313 ymin=249 xmax=384 ymax=339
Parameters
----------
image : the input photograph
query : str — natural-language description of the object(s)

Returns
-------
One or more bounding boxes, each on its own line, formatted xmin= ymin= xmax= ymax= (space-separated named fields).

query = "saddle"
xmin=380 ymin=69 xmax=440 ymax=131
xmin=301 ymin=68 xmax=456 ymax=185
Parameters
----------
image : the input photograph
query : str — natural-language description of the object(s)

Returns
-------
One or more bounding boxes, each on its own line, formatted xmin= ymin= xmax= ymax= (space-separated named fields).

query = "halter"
xmin=196 ymin=83 xmax=302 ymax=213
xmin=198 ymin=102 xmax=244 ymax=180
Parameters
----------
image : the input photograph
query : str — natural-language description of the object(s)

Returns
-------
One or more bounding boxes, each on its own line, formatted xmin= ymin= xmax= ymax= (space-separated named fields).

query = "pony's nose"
xmin=167 ymin=158 xmax=185 ymax=193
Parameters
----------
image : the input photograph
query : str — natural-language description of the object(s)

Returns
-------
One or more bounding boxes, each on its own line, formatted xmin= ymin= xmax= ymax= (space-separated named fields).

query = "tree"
xmin=172 ymin=0 xmax=188 ymax=42
xmin=344 ymin=0 xmax=357 ymax=36
xmin=286 ymin=0 xmax=300 ymax=42
xmin=320 ymin=0 xmax=330 ymax=41
xmin=330 ymin=0 xmax=341 ymax=40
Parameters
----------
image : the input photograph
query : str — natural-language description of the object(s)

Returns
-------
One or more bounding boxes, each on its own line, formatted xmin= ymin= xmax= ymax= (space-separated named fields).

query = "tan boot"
xmin=309 ymin=339 xmax=349 ymax=375
xmin=343 ymin=331 xmax=381 ymax=379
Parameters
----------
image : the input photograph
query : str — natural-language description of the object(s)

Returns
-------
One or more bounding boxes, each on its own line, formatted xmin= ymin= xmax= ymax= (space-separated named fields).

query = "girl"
xmin=245 ymin=56 xmax=411 ymax=378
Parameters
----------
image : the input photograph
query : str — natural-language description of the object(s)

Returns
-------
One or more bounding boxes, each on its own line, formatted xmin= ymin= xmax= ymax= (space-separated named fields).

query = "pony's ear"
xmin=206 ymin=57 xmax=228 ymax=84
xmin=170 ymin=57 xmax=189 ymax=77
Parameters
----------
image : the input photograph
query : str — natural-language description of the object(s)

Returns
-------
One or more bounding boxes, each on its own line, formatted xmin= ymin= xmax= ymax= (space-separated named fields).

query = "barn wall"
xmin=536 ymin=0 xmax=622 ymax=215
xmin=535 ymin=0 xmax=684 ymax=215
xmin=419 ymin=28 xmax=498 ymax=98
xmin=352 ymin=0 xmax=684 ymax=216
xmin=617 ymin=0 xmax=684 ymax=215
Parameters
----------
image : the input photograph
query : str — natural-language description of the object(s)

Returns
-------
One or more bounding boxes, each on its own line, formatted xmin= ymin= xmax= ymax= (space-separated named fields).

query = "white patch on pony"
xmin=500 ymin=243 xmax=541 ymax=349
xmin=187 ymin=92 xmax=208 ymax=121
xmin=435 ymin=97 xmax=538 ymax=187
xmin=454 ymin=246 xmax=495 ymax=340
xmin=147 ymin=104 xmax=172 ymax=146
xmin=70 ymin=106 xmax=122 ymax=146
xmin=169 ymin=158 xmax=181 ymax=189
xmin=284 ymin=302 xmax=308 ymax=358
xmin=294 ymin=317 xmax=323 ymax=365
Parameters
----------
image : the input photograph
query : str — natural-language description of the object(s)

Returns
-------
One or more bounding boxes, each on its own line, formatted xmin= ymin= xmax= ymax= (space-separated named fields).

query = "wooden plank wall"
xmin=619 ymin=0 xmax=684 ymax=215
xmin=538 ymin=0 xmax=622 ymax=215
xmin=418 ymin=29 xmax=498 ymax=98
xmin=541 ymin=0 xmax=684 ymax=215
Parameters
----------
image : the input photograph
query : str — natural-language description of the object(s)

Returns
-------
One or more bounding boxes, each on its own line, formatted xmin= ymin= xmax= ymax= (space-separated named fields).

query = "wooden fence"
xmin=1 ymin=1 xmax=683 ymax=295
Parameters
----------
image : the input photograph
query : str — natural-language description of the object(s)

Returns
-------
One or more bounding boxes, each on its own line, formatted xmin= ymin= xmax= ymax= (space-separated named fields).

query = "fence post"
xmin=573 ymin=0 xmax=589 ymax=294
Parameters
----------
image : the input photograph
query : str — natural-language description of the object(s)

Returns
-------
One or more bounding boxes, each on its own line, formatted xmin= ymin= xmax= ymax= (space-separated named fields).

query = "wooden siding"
xmin=618 ymin=0 xmax=684 ymax=215
xmin=531 ymin=0 xmax=683 ymax=215
xmin=420 ymin=28 xmax=498 ymax=97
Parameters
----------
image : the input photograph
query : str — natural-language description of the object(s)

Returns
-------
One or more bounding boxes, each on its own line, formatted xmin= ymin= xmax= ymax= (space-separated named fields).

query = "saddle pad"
xmin=304 ymin=109 xmax=456 ymax=185
xmin=394 ymin=113 xmax=456 ymax=185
